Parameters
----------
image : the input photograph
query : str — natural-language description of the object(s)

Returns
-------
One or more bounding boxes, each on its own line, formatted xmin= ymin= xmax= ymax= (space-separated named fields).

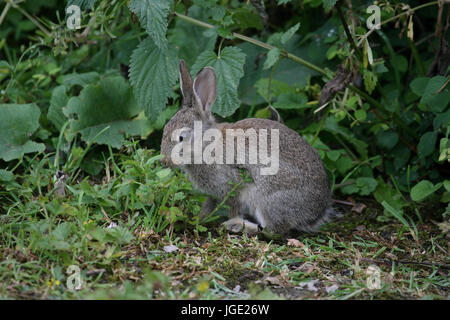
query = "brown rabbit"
xmin=161 ymin=60 xmax=334 ymax=236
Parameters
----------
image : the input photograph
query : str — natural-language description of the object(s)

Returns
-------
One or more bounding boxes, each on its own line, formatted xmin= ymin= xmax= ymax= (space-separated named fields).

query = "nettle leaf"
xmin=130 ymin=37 xmax=178 ymax=121
xmin=129 ymin=0 xmax=171 ymax=49
xmin=263 ymin=47 xmax=280 ymax=70
xmin=48 ymin=85 xmax=69 ymax=130
xmin=66 ymin=76 xmax=150 ymax=149
xmin=420 ymin=76 xmax=450 ymax=113
xmin=418 ymin=131 xmax=438 ymax=159
xmin=410 ymin=180 xmax=443 ymax=202
xmin=0 ymin=104 xmax=45 ymax=161
xmin=192 ymin=47 xmax=246 ymax=117
xmin=281 ymin=23 xmax=300 ymax=45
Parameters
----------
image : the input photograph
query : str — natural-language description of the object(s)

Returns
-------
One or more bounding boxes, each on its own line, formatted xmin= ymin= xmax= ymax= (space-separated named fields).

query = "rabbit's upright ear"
xmin=179 ymin=60 xmax=193 ymax=106
xmin=193 ymin=67 xmax=217 ymax=117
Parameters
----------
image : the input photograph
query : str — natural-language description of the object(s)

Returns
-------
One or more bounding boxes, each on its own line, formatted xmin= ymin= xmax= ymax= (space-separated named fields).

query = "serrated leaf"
xmin=263 ymin=47 xmax=280 ymax=70
xmin=129 ymin=0 xmax=171 ymax=49
xmin=417 ymin=131 xmax=438 ymax=159
xmin=48 ymin=85 xmax=69 ymax=130
xmin=191 ymin=47 xmax=246 ymax=117
xmin=129 ymin=37 xmax=178 ymax=121
xmin=281 ymin=23 xmax=300 ymax=45
xmin=410 ymin=180 xmax=443 ymax=202
xmin=0 ymin=104 xmax=45 ymax=161
xmin=66 ymin=76 xmax=150 ymax=149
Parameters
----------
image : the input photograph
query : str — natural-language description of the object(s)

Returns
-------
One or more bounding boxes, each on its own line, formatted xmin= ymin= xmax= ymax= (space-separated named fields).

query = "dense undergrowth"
xmin=0 ymin=0 xmax=448 ymax=299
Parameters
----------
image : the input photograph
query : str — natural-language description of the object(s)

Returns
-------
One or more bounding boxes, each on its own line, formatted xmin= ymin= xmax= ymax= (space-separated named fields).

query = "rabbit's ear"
xmin=193 ymin=67 xmax=217 ymax=116
xmin=179 ymin=60 xmax=193 ymax=106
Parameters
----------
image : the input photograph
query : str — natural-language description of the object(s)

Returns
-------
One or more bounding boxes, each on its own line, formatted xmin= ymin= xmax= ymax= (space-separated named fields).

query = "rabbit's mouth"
xmin=160 ymin=154 xmax=173 ymax=168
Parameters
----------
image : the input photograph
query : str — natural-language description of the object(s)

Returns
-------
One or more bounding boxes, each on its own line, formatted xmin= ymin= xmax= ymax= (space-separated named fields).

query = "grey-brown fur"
xmin=161 ymin=60 xmax=334 ymax=235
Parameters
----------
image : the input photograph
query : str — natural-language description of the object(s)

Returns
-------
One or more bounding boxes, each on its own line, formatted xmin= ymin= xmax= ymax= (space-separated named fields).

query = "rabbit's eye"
xmin=178 ymin=131 xmax=188 ymax=142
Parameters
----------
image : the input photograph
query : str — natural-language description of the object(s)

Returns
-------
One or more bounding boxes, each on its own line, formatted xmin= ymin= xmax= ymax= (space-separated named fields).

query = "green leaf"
xmin=356 ymin=177 xmax=378 ymax=196
xmin=410 ymin=77 xmax=429 ymax=97
xmin=192 ymin=47 xmax=246 ymax=117
xmin=381 ymin=201 xmax=411 ymax=230
xmin=323 ymin=0 xmax=338 ymax=11
xmin=420 ymin=76 xmax=450 ymax=113
xmin=66 ymin=76 xmax=150 ymax=149
xmin=363 ymin=69 xmax=377 ymax=94
xmin=444 ymin=180 xmax=450 ymax=192
xmin=255 ymin=78 xmax=295 ymax=103
xmin=273 ymin=92 xmax=308 ymax=109
xmin=48 ymin=85 xmax=69 ymax=130
xmin=129 ymin=37 xmax=178 ymax=121
xmin=0 ymin=104 xmax=45 ymax=161
xmin=410 ymin=180 xmax=443 ymax=202
xmin=263 ymin=47 xmax=280 ymax=70
xmin=391 ymin=55 xmax=408 ymax=73
xmin=129 ymin=0 xmax=171 ymax=49
xmin=168 ymin=5 xmax=217 ymax=67
xmin=355 ymin=109 xmax=367 ymax=121
xmin=0 ymin=169 xmax=14 ymax=182
xmin=417 ymin=131 xmax=438 ymax=159
xmin=60 ymin=72 xmax=100 ymax=88
xmin=281 ymin=23 xmax=300 ymax=45
xmin=327 ymin=150 xmax=341 ymax=162
xmin=376 ymin=129 xmax=398 ymax=150
xmin=232 ymin=8 xmax=263 ymax=31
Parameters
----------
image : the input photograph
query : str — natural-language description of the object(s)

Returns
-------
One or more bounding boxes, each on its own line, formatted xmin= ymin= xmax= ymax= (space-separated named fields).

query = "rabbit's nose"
xmin=160 ymin=154 xmax=172 ymax=167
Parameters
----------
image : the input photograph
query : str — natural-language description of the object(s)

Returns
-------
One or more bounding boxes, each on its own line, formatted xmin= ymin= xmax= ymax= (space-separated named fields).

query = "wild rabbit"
xmin=161 ymin=60 xmax=334 ymax=236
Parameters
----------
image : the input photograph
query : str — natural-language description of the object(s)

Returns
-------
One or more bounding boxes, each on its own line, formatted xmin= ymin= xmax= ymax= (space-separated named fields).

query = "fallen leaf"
xmin=352 ymin=202 xmax=367 ymax=213
xmin=325 ymin=284 xmax=339 ymax=293
xmin=163 ymin=245 xmax=179 ymax=253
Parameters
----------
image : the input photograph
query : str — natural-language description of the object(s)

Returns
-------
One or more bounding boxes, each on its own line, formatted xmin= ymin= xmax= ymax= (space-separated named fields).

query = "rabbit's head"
xmin=161 ymin=60 xmax=217 ymax=167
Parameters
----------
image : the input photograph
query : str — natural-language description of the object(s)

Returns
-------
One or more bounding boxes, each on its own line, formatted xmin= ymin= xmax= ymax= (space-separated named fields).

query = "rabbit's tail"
xmin=308 ymin=206 xmax=341 ymax=232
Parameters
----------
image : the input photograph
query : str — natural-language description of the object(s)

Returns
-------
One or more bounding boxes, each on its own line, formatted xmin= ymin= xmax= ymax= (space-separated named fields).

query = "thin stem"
xmin=174 ymin=12 xmax=328 ymax=76
xmin=0 ymin=1 xmax=12 ymax=26
xmin=337 ymin=3 xmax=362 ymax=61
xmin=8 ymin=0 xmax=51 ymax=37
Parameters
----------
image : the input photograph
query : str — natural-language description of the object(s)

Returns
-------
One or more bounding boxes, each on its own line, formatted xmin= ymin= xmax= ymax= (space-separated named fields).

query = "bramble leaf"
xmin=66 ymin=76 xmax=151 ymax=148
xmin=192 ymin=46 xmax=246 ymax=117
xmin=129 ymin=0 xmax=171 ymax=49
xmin=129 ymin=37 xmax=178 ymax=121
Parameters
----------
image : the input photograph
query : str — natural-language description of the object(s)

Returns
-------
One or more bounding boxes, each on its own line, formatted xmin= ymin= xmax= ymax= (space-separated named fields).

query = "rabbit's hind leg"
xmin=223 ymin=217 xmax=259 ymax=236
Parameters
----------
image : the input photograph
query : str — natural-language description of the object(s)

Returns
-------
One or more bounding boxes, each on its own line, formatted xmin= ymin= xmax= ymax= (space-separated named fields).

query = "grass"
xmin=0 ymin=144 xmax=448 ymax=300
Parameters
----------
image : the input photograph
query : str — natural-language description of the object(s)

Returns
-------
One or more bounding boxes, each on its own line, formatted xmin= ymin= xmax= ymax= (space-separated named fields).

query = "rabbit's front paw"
xmin=223 ymin=217 xmax=259 ymax=236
